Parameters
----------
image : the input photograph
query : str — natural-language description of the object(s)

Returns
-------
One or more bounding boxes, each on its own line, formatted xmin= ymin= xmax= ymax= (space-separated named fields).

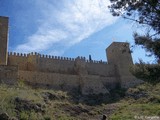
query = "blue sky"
xmin=0 ymin=0 xmax=155 ymax=63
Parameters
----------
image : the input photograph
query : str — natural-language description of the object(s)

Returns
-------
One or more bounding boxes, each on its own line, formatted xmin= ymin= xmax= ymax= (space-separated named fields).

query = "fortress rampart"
xmin=0 ymin=16 xmax=140 ymax=95
xmin=7 ymin=52 xmax=112 ymax=76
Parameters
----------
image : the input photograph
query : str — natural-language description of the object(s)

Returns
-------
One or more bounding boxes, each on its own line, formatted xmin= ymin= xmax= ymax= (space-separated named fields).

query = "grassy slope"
xmin=110 ymin=83 xmax=160 ymax=120
xmin=0 ymin=82 xmax=160 ymax=120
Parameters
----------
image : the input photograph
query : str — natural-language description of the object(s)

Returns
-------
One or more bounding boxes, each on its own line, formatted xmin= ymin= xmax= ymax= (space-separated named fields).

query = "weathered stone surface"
xmin=0 ymin=65 xmax=18 ymax=85
xmin=106 ymin=42 xmax=140 ymax=88
xmin=80 ymin=75 xmax=110 ymax=95
xmin=0 ymin=16 xmax=8 ymax=65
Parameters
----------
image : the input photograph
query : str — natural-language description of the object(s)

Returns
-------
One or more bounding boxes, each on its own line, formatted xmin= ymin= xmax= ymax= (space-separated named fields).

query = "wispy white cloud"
xmin=15 ymin=0 xmax=118 ymax=55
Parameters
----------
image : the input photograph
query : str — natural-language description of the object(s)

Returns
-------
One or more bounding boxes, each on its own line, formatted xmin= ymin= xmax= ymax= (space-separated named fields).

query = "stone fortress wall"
xmin=0 ymin=16 xmax=140 ymax=95
xmin=7 ymin=52 xmax=118 ymax=94
xmin=7 ymin=52 xmax=113 ymax=76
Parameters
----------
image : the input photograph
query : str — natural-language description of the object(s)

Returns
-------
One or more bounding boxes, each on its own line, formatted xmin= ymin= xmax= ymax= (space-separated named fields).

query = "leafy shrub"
xmin=44 ymin=116 xmax=51 ymax=120
xmin=130 ymin=60 xmax=160 ymax=84
xmin=20 ymin=111 xmax=29 ymax=120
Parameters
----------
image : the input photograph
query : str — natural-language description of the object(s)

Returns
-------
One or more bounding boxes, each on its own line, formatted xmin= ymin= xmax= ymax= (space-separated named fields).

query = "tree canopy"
xmin=109 ymin=0 xmax=160 ymax=62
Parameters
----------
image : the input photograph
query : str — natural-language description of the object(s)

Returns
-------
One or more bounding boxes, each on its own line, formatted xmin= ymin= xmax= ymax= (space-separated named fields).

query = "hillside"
xmin=0 ymin=82 xmax=160 ymax=120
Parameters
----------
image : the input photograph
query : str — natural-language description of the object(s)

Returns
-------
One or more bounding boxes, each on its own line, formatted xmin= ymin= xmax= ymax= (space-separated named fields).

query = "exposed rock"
xmin=41 ymin=92 xmax=66 ymax=102
xmin=41 ymin=92 xmax=58 ymax=101
xmin=63 ymin=105 xmax=89 ymax=116
xmin=14 ymin=97 xmax=45 ymax=113
xmin=125 ymin=89 xmax=148 ymax=100
xmin=0 ymin=112 xmax=9 ymax=120
xmin=101 ymin=104 xmax=118 ymax=117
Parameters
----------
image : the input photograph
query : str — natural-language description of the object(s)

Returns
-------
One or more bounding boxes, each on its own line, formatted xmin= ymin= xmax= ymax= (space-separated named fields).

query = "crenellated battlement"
xmin=8 ymin=52 xmax=28 ymax=57
xmin=8 ymin=52 xmax=107 ymax=64
xmin=86 ymin=60 xmax=107 ymax=64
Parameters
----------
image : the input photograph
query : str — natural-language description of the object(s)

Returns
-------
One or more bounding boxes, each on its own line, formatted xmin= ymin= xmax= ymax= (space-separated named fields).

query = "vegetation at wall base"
xmin=130 ymin=60 xmax=160 ymax=84
xmin=0 ymin=81 xmax=160 ymax=120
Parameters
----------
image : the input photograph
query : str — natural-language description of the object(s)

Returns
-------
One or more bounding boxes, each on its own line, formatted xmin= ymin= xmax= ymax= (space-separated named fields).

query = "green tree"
xmin=130 ymin=60 xmax=160 ymax=84
xmin=109 ymin=0 xmax=160 ymax=63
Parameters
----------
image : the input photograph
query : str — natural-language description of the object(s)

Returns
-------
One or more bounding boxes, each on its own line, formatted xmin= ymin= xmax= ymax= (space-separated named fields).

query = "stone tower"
xmin=0 ymin=16 xmax=9 ymax=65
xmin=106 ymin=42 xmax=137 ymax=88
